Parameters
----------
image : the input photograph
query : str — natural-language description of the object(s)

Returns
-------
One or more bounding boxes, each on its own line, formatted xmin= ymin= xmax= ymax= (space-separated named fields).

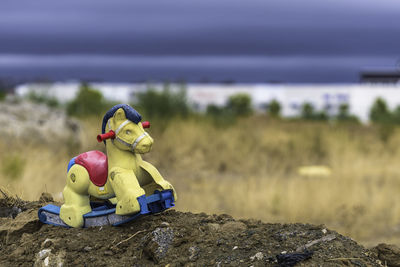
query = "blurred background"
xmin=1 ymin=0 xmax=400 ymax=247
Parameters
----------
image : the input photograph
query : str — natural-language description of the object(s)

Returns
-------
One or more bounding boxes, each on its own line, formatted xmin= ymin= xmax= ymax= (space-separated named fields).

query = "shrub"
xmin=1 ymin=155 xmax=26 ymax=180
xmin=267 ymin=99 xmax=281 ymax=118
xmin=27 ymin=91 xmax=59 ymax=108
xmin=135 ymin=84 xmax=190 ymax=120
xmin=336 ymin=103 xmax=359 ymax=123
xmin=206 ymin=104 xmax=225 ymax=117
xmin=300 ymin=102 xmax=328 ymax=121
xmin=226 ymin=93 xmax=252 ymax=117
xmin=369 ymin=98 xmax=396 ymax=142
xmin=0 ymin=90 xmax=5 ymax=101
xmin=301 ymin=102 xmax=315 ymax=120
xmin=391 ymin=105 xmax=400 ymax=124
xmin=314 ymin=111 xmax=328 ymax=121
xmin=337 ymin=103 xmax=350 ymax=120
xmin=66 ymin=83 xmax=107 ymax=117
xmin=205 ymin=104 xmax=236 ymax=126
xmin=369 ymin=98 xmax=392 ymax=124
xmin=0 ymin=81 xmax=9 ymax=101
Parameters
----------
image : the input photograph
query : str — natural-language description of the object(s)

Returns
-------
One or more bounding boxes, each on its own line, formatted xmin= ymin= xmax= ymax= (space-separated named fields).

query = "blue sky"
xmin=0 ymin=0 xmax=399 ymax=83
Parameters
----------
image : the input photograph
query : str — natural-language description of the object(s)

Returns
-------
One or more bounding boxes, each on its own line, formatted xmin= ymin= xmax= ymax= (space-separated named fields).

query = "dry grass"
xmin=2 ymin=115 xmax=400 ymax=247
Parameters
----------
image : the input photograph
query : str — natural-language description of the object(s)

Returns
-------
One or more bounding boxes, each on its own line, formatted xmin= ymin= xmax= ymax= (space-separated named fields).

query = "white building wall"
xmin=15 ymin=82 xmax=400 ymax=122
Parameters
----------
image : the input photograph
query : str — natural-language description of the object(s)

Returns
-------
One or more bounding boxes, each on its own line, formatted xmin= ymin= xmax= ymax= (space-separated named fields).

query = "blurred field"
xmin=2 ymin=114 xmax=400 ymax=247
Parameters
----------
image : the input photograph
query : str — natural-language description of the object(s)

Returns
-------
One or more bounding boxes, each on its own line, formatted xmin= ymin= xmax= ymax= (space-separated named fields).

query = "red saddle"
xmin=75 ymin=150 xmax=108 ymax=187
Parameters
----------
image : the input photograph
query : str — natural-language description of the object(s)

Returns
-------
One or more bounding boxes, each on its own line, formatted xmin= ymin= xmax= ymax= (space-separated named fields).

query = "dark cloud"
xmin=0 ymin=0 xmax=399 ymax=82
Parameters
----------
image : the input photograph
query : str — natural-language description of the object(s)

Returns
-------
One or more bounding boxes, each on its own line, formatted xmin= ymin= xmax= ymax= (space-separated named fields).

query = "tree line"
xmin=14 ymin=83 xmax=400 ymax=125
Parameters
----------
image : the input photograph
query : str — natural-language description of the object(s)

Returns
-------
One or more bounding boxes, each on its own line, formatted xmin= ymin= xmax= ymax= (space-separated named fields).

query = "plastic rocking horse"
xmin=39 ymin=104 xmax=177 ymax=228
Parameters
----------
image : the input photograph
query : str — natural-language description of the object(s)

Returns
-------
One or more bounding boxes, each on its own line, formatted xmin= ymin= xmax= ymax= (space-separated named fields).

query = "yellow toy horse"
xmin=59 ymin=104 xmax=177 ymax=228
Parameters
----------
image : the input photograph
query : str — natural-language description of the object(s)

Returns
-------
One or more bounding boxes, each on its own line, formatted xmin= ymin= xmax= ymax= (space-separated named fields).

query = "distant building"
xmin=360 ymin=70 xmax=400 ymax=83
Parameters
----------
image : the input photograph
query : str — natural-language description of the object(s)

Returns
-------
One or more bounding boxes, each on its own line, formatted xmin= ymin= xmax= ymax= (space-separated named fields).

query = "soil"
xmin=0 ymin=193 xmax=396 ymax=267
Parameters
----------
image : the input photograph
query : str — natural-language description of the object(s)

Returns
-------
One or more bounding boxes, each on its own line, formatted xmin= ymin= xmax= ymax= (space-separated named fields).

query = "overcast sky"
xmin=0 ymin=0 xmax=399 ymax=83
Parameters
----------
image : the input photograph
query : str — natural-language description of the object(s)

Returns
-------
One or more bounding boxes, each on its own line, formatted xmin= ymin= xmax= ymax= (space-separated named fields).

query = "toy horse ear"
xmin=113 ymin=108 xmax=127 ymax=123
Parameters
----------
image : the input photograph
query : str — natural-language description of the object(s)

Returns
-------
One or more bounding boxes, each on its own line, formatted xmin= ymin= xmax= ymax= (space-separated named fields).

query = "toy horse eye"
xmin=125 ymin=130 xmax=131 ymax=135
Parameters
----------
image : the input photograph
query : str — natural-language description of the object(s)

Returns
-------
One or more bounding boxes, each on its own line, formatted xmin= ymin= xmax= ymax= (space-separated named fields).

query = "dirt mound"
xmin=0 ymin=195 xmax=391 ymax=267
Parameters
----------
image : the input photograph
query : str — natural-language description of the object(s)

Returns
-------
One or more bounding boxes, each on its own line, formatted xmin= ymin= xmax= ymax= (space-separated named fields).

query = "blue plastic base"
xmin=38 ymin=190 xmax=175 ymax=228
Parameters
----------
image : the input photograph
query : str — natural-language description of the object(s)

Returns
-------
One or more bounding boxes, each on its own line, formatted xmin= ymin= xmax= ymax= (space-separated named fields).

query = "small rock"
xmin=37 ymin=249 xmax=52 ymax=260
xmin=216 ymin=239 xmax=225 ymax=246
xmin=43 ymin=257 xmax=49 ymax=266
xmin=276 ymin=250 xmax=313 ymax=267
xmin=20 ymin=233 xmax=32 ymax=244
xmin=246 ymin=229 xmax=256 ymax=236
xmin=220 ymin=221 xmax=247 ymax=232
xmin=295 ymin=234 xmax=336 ymax=252
xmin=188 ymin=246 xmax=200 ymax=261
xmin=42 ymin=238 xmax=55 ymax=248
xmin=39 ymin=192 xmax=54 ymax=203
xmin=0 ymin=206 xmax=22 ymax=218
xmin=104 ymin=250 xmax=113 ymax=256
xmin=83 ymin=246 xmax=92 ymax=252
xmin=255 ymin=252 xmax=264 ymax=260
xmin=10 ymin=246 xmax=25 ymax=258
xmin=321 ymin=228 xmax=327 ymax=234
xmin=142 ymin=227 xmax=174 ymax=263
xmin=250 ymin=252 xmax=264 ymax=261
xmin=207 ymin=223 xmax=220 ymax=231
xmin=34 ymin=249 xmax=65 ymax=267
xmin=373 ymin=243 xmax=400 ymax=267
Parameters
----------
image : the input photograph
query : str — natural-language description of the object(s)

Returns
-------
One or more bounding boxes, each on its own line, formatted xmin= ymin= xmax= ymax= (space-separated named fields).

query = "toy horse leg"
xmin=139 ymin=161 xmax=177 ymax=201
xmin=60 ymin=165 xmax=91 ymax=228
xmin=109 ymin=167 xmax=146 ymax=215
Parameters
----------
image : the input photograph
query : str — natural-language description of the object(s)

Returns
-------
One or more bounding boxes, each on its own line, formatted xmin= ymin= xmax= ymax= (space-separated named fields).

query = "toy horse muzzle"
xmin=97 ymin=120 xmax=152 ymax=153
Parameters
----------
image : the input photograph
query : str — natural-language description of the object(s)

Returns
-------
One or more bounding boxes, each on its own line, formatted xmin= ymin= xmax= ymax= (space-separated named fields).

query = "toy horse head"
xmin=97 ymin=104 xmax=153 ymax=154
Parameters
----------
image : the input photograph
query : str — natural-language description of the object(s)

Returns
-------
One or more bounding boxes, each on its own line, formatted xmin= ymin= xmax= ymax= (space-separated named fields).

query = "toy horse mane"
xmin=101 ymin=104 xmax=142 ymax=143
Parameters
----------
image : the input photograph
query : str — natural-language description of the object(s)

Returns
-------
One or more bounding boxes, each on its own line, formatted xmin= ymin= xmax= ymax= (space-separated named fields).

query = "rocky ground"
xmin=0 ymin=193 xmax=398 ymax=267
xmin=0 ymin=99 xmax=81 ymax=145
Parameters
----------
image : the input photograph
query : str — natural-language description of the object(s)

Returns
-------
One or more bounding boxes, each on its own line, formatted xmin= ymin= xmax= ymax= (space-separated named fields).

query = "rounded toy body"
xmin=59 ymin=104 xmax=177 ymax=228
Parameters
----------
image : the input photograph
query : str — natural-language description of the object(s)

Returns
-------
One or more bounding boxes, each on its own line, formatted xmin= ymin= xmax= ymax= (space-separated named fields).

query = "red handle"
xmin=142 ymin=121 xmax=150 ymax=128
xmin=97 ymin=121 xmax=149 ymax=142
xmin=97 ymin=130 xmax=115 ymax=142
